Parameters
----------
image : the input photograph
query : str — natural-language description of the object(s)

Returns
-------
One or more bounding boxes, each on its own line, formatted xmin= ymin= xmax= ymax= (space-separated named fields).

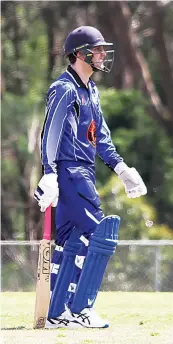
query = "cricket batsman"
xmin=34 ymin=26 xmax=147 ymax=328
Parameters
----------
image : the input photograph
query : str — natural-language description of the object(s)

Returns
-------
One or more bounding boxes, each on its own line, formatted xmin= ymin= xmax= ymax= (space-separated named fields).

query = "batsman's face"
xmin=91 ymin=46 xmax=106 ymax=69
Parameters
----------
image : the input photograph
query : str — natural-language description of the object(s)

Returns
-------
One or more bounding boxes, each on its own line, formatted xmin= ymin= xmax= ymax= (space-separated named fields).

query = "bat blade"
xmin=33 ymin=206 xmax=52 ymax=329
xmin=33 ymin=239 xmax=51 ymax=329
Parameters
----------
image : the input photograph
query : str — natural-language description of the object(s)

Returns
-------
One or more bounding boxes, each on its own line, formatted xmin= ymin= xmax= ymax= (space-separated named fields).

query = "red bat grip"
xmin=43 ymin=205 xmax=52 ymax=240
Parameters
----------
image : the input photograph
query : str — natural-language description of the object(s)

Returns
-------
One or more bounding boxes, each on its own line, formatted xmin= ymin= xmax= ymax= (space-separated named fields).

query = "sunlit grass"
xmin=1 ymin=292 xmax=173 ymax=344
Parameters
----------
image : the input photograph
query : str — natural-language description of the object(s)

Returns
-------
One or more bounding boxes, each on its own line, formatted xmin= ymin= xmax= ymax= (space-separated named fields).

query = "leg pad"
xmin=71 ymin=215 xmax=120 ymax=313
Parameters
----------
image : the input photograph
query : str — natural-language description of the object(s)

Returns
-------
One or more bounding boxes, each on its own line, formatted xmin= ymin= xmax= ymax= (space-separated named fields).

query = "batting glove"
xmin=34 ymin=173 xmax=59 ymax=212
xmin=114 ymin=162 xmax=147 ymax=198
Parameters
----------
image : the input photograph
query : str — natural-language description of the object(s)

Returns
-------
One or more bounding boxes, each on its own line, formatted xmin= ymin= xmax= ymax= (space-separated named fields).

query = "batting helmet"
xmin=64 ymin=26 xmax=114 ymax=73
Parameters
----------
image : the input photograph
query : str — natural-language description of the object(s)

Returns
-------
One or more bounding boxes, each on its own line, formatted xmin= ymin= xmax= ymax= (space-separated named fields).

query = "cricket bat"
xmin=33 ymin=205 xmax=52 ymax=329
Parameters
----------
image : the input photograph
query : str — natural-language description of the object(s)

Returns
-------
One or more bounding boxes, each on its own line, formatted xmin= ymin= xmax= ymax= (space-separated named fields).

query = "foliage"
xmin=2 ymin=3 xmax=47 ymax=239
xmin=99 ymin=174 xmax=173 ymax=240
xmin=1 ymin=1 xmax=173 ymax=241
xmin=96 ymin=88 xmax=173 ymax=232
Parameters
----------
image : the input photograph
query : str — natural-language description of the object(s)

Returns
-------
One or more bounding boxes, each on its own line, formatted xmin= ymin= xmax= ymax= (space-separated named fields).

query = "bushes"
xmin=96 ymin=88 xmax=173 ymax=236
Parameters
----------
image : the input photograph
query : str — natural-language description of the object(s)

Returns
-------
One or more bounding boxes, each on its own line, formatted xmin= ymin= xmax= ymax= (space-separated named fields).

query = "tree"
xmin=1 ymin=1 xmax=173 ymax=243
xmin=96 ymin=1 xmax=173 ymax=137
xmin=1 ymin=2 xmax=47 ymax=240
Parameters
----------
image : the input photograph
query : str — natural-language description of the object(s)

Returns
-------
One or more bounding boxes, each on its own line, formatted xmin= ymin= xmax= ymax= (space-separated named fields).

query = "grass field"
xmin=1 ymin=292 xmax=173 ymax=344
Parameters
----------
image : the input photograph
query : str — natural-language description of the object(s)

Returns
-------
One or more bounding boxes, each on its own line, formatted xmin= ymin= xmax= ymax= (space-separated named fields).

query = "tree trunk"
xmin=25 ymin=116 xmax=44 ymax=240
xmin=98 ymin=1 xmax=173 ymax=137
xmin=149 ymin=1 xmax=173 ymax=118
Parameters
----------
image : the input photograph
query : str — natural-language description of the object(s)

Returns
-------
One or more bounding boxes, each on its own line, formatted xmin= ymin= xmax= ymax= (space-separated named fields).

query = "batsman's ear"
xmin=76 ymin=51 xmax=86 ymax=61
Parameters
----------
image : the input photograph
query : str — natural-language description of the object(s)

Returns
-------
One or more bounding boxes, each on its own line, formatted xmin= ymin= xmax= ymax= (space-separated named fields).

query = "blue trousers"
xmin=55 ymin=161 xmax=104 ymax=246
xmin=50 ymin=161 xmax=104 ymax=304
xmin=49 ymin=161 xmax=120 ymax=316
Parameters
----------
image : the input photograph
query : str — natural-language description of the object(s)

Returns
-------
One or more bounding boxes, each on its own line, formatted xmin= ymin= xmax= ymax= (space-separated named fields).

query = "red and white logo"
xmin=87 ymin=120 xmax=96 ymax=147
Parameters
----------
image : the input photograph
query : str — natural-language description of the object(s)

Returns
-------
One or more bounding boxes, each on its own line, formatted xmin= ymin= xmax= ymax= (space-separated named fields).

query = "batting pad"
xmin=48 ymin=240 xmax=81 ymax=318
xmin=70 ymin=215 xmax=120 ymax=314
xmin=50 ymin=246 xmax=63 ymax=292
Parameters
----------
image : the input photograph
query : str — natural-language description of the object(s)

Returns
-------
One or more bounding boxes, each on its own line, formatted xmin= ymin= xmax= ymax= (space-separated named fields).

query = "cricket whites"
xmin=33 ymin=205 xmax=52 ymax=329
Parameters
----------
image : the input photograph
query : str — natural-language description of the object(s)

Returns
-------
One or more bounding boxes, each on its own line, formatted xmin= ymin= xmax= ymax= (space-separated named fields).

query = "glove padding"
xmin=114 ymin=162 xmax=147 ymax=198
xmin=34 ymin=173 xmax=59 ymax=212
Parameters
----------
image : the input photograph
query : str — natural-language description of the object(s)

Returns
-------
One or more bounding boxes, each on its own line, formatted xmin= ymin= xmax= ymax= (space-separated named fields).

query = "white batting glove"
xmin=34 ymin=173 xmax=59 ymax=212
xmin=114 ymin=162 xmax=147 ymax=198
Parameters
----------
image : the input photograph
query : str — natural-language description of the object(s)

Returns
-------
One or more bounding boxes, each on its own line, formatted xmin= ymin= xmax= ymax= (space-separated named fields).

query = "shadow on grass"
xmin=1 ymin=326 xmax=26 ymax=330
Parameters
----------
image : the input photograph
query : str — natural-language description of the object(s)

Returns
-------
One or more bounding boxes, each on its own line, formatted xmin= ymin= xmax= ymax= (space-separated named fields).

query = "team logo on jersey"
xmin=91 ymin=87 xmax=99 ymax=104
xmin=87 ymin=120 xmax=96 ymax=147
xmin=81 ymin=94 xmax=86 ymax=105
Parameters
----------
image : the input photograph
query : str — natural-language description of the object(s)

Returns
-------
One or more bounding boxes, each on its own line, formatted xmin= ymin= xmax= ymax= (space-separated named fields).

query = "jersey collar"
xmin=67 ymin=65 xmax=89 ymax=89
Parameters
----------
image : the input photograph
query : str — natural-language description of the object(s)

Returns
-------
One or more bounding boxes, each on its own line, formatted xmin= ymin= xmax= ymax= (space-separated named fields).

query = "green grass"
xmin=1 ymin=292 xmax=173 ymax=344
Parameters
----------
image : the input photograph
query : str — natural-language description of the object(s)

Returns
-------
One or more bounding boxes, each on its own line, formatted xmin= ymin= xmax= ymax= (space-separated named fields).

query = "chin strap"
xmin=90 ymin=64 xmax=100 ymax=73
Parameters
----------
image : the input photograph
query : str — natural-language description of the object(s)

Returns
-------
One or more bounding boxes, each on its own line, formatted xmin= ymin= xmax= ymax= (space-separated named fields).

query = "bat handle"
xmin=43 ymin=205 xmax=52 ymax=240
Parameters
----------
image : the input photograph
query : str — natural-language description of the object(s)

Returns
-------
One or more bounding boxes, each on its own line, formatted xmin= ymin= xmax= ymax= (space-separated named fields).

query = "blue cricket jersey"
xmin=41 ymin=65 xmax=123 ymax=174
